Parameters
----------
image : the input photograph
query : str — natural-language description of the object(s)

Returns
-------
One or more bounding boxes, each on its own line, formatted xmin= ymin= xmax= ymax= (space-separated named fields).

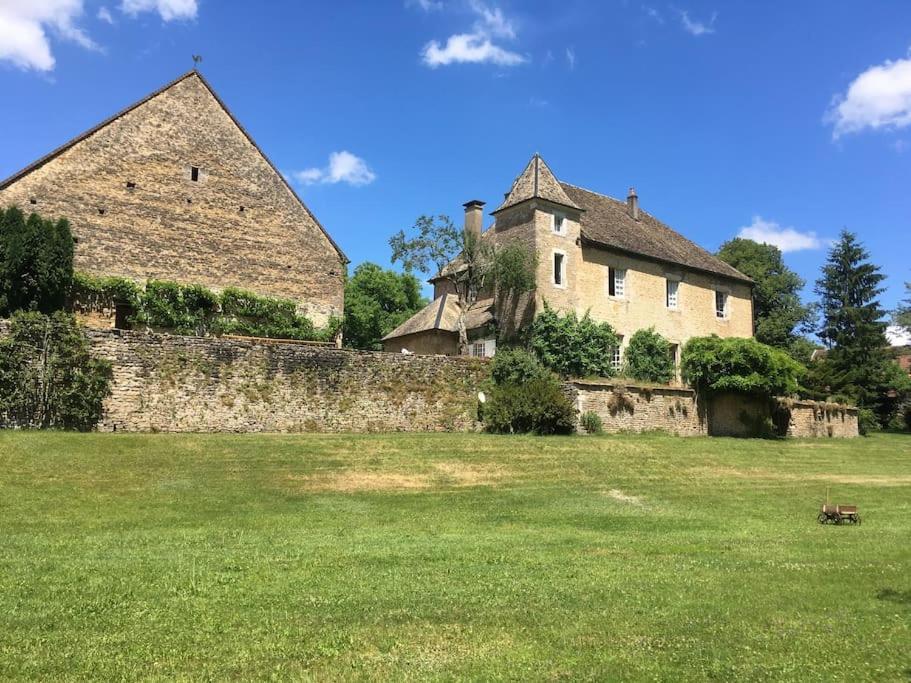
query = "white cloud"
xmin=406 ymin=0 xmax=443 ymax=10
xmin=737 ymin=216 xmax=825 ymax=253
xmin=644 ymin=6 xmax=663 ymax=23
xmin=120 ymin=0 xmax=197 ymax=21
xmin=565 ymin=46 xmax=575 ymax=70
xmin=421 ymin=1 xmax=525 ymax=68
xmin=529 ymin=96 xmax=549 ymax=108
xmin=0 ymin=0 xmax=99 ymax=71
xmin=887 ymin=325 xmax=911 ymax=346
xmin=97 ymin=6 xmax=114 ymax=24
xmin=678 ymin=9 xmax=716 ymax=36
xmin=293 ymin=151 xmax=377 ymax=187
xmin=826 ymin=49 xmax=911 ymax=139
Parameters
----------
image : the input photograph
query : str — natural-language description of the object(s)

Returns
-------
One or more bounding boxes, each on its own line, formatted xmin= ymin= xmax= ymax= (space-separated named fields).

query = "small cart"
xmin=818 ymin=503 xmax=861 ymax=525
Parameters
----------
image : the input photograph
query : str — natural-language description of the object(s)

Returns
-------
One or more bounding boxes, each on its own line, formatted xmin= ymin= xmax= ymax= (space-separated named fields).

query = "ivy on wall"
xmin=72 ymin=273 xmax=340 ymax=342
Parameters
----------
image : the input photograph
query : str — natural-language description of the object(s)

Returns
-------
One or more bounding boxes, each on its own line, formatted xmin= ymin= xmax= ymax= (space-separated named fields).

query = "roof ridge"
xmin=559 ymin=181 xmax=625 ymax=205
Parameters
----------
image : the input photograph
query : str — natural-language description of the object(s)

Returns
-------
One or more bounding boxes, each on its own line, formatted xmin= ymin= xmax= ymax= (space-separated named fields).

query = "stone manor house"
xmin=0 ymin=70 xmax=347 ymax=327
xmin=383 ymin=154 xmax=754 ymax=373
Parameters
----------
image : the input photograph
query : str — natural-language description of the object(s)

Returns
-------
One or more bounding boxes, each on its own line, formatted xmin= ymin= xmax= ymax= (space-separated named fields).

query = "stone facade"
xmin=0 ymin=71 xmax=346 ymax=326
xmin=569 ymin=381 xmax=859 ymax=438
xmin=87 ymin=330 xmax=487 ymax=433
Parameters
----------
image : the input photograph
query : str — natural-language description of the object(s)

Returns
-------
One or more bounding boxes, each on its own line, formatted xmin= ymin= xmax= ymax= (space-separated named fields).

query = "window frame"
xmin=610 ymin=337 xmax=624 ymax=373
xmin=552 ymin=250 xmax=567 ymax=288
xmin=608 ymin=267 xmax=627 ymax=299
xmin=552 ymin=211 xmax=567 ymax=235
xmin=666 ymin=279 xmax=679 ymax=310
xmin=715 ymin=290 xmax=730 ymax=319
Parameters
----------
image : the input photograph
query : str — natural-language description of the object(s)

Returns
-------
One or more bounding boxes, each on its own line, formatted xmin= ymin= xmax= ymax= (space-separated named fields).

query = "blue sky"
xmin=1 ymin=0 xmax=909 ymax=325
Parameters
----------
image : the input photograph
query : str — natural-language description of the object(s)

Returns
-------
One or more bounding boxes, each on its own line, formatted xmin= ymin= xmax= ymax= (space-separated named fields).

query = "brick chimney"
xmin=627 ymin=187 xmax=639 ymax=221
xmin=463 ymin=200 xmax=485 ymax=241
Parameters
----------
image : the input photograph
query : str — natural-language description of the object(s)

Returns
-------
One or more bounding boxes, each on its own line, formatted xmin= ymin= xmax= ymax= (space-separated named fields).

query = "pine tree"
xmin=811 ymin=230 xmax=907 ymax=426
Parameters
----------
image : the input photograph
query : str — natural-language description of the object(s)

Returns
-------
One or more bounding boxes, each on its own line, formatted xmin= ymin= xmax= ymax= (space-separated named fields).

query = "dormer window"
xmin=552 ymin=212 xmax=566 ymax=235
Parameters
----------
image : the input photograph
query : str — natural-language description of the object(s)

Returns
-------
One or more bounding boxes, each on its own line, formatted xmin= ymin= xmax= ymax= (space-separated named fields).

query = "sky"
xmin=0 ymin=0 xmax=909 ymax=331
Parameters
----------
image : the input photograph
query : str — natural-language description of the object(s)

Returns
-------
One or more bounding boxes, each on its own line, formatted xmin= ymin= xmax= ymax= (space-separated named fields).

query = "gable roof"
xmin=493 ymin=154 xmax=582 ymax=214
xmin=561 ymin=183 xmax=751 ymax=284
xmin=382 ymin=294 xmax=495 ymax=341
xmin=0 ymin=69 xmax=348 ymax=263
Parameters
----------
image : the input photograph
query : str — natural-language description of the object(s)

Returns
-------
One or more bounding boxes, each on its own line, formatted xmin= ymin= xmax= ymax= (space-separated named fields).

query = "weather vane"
xmin=192 ymin=55 xmax=203 ymax=70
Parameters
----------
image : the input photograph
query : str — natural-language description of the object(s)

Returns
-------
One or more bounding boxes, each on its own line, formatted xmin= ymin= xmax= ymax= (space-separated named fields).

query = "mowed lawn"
xmin=1 ymin=432 xmax=910 ymax=681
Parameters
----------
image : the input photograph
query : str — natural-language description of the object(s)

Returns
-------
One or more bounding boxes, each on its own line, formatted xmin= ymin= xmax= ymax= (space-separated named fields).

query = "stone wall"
xmin=0 ymin=72 xmax=345 ymax=325
xmin=709 ymin=393 xmax=858 ymax=438
xmin=87 ymin=330 xmax=488 ymax=433
xmin=568 ymin=380 xmax=707 ymax=436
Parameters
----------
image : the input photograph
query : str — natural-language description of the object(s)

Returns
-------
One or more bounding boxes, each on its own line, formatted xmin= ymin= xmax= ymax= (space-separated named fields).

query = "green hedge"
xmin=529 ymin=306 xmax=620 ymax=378
xmin=72 ymin=273 xmax=339 ymax=342
xmin=624 ymin=328 xmax=675 ymax=383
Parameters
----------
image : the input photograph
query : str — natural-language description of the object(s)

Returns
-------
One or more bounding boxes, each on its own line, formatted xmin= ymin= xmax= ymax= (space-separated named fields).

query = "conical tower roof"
xmin=493 ymin=153 xmax=582 ymax=213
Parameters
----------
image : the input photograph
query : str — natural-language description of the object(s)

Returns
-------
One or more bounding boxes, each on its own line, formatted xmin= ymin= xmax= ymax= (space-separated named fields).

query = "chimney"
xmin=627 ymin=187 xmax=639 ymax=221
xmin=463 ymin=200 xmax=485 ymax=241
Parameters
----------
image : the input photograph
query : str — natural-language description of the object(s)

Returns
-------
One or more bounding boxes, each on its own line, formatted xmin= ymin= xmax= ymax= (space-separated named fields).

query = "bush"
xmin=858 ymin=408 xmax=879 ymax=436
xmin=483 ymin=377 xmax=577 ymax=435
xmin=624 ymin=328 xmax=674 ymax=383
xmin=490 ymin=348 xmax=551 ymax=385
xmin=529 ymin=305 xmax=620 ymax=378
xmin=0 ymin=311 xmax=112 ymax=431
xmin=580 ymin=411 xmax=603 ymax=435
xmin=905 ymin=403 xmax=911 ymax=432
xmin=681 ymin=335 xmax=805 ymax=398
xmin=0 ymin=206 xmax=74 ymax=316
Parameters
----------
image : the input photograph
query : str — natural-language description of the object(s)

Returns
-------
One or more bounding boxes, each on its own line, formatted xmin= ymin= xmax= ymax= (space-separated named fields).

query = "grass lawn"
xmin=1 ymin=432 xmax=910 ymax=681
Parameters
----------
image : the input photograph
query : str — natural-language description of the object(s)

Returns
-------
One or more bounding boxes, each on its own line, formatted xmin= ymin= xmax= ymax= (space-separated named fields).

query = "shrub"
xmin=0 ymin=206 xmax=74 ymax=316
xmin=580 ymin=411 xmax=603 ymax=435
xmin=0 ymin=311 xmax=112 ymax=431
xmin=483 ymin=377 xmax=577 ymax=435
xmin=72 ymin=273 xmax=142 ymax=312
xmin=529 ymin=305 xmax=620 ymax=378
xmin=490 ymin=348 xmax=551 ymax=385
xmin=681 ymin=335 xmax=804 ymax=398
xmin=624 ymin=328 xmax=674 ymax=383
xmin=858 ymin=408 xmax=879 ymax=436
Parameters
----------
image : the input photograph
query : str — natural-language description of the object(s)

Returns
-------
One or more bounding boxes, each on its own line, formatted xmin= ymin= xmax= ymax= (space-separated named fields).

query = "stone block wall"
xmin=567 ymin=380 xmax=707 ymax=436
xmin=87 ymin=330 xmax=488 ymax=433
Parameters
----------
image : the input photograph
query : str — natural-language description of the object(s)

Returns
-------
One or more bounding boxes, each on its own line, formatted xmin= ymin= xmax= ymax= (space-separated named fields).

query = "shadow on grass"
xmin=876 ymin=588 xmax=911 ymax=606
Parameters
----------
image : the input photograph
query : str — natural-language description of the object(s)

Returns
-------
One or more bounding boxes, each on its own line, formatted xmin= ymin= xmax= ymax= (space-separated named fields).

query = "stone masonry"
xmin=0 ymin=71 xmax=346 ymax=326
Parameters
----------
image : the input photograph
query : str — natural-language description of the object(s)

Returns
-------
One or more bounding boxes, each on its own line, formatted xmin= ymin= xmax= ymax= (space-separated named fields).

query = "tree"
xmin=0 ymin=206 xmax=75 ymax=316
xmin=895 ymin=282 xmax=911 ymax=333
xmin=624 ymin=328 xmax=675 ymax=383
xmin=811 ymin=230 xmax=907 ymax=426
xmin=716 ymin=238 xmax=815 ymax=353
xmin=389 ymin=215 xmax=535 ymax=354
xmin=343 ymin=262 xmax=427 ymax=350
xmin=529 ymin=306 xmax=620 ymax=378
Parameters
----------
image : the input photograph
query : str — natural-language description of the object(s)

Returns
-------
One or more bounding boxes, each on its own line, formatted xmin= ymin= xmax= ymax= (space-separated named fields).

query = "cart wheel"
xmin=855 ymin=514 xmax=861 ymax=525
xmin=817 ymin=513 xmax=828 ymax=524
xmin=834 ymin=515 xmax=843 ymax=525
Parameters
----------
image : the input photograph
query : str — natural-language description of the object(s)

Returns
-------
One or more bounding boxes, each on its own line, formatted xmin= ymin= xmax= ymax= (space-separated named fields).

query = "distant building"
xmin=383 ymin=154 xmax=754 ymax=373
xmin=0 ymin=70 xmax=347 ymax=327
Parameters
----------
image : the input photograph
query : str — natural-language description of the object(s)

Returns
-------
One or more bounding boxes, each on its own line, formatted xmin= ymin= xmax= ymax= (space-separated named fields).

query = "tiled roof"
xmin=561 ymin=183 xmax=751 ymax=283
xmin=493 ymin=154 xmax=581 ymax=213
xmin=382 ymin=294 xmax=494 ymax=340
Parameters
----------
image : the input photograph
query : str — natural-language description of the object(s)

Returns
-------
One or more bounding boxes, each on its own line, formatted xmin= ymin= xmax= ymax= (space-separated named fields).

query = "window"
xmin=553 ymin=212 xmax=566 ymax=234
xmin=611 ymin=338 xmax=623 ymax=373
xmin=666 ymin=280 xmax=679 ymax=309
xmin=715 ymin=291 xmax=729 ymax=319
xmin=471 ymin=342 xmax=486 ymax=358
xmin=190 ymin=166 xmax=200 ymax=182
xmin=608 ymin=267 xmax=626 ymax=298
xmin=126 ymin=181 xmax=136 ymax=189
xmin=470 ymin=339 xmax=496 ymax=358
xmin=668 ymin=344 xmax=679 ymax=377
xmin=553 ymin=252 xmax=566 ymax=287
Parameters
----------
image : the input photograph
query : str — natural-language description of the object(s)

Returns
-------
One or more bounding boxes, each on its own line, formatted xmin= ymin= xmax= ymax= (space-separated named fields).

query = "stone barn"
xmin=0 ymin=70 xmax=347 ymax=327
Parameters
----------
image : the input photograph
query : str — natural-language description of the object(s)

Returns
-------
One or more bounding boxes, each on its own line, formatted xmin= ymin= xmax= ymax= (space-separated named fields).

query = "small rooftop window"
xmin=126 ymin=181 xmax=136 ymax=189
xmin=98 ymin=208 xmax=106 ymax=216
xmin=190 ymin=166 xmax=200 ymax=182
xmin=29 ymin=198 xmax=37 ymax=205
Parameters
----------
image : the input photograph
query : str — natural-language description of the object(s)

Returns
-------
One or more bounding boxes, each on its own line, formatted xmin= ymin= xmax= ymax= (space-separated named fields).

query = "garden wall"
xmin=86 ymin=330 xmax=488 ymax=433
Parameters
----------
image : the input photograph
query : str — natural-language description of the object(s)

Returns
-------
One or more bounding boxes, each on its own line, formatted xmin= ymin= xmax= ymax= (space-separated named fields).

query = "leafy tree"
xmin=716 ymin=238 xmax=815 ymax=353
xmin=342 ymin=262 xmax=426 ymax=350
xmin=389 ymin=215 xmax=535 ymax=354
xmin=483 ymin=377 xmax=577 ymax=435
xmin=0 ymin=206 xmax=74 ymax=316
xmin=489 ymin=348 xmax=552 ymax=385
xmin=624 ymin=328 xmax=675 ymax=383
xmin=0 ymin=311 xmax=112 ymax=431
xmin=810 ymin=230 xmax=907 ymax=426
xmin=895 ymin=282 xmax=911 ymax=333
xmin=681 ymin=335 xmax=805 ymax=398
xmin=529 ymin=306 xmax=620 ymax=378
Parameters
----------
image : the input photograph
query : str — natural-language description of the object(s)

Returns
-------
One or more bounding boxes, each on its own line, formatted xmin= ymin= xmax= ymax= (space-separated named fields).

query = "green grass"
xmin=1 ymin=432 xmax=909 ymax=681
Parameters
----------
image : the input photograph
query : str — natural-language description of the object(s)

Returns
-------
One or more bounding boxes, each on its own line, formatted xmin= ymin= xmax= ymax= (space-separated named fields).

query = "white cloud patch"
xmin=421 ymin=1 xmax=525 ymax=68
xmin=407 ymin=0 xmax=443 ymax=10
xmin=97 ymin=6 xmax=114 ymax=23
xmin=293 ymin=151 xmax=377 ymax=187
xmin=0 ymin=0 xmax=100 ymax=71
xmin=120 ymin=0 xmax=197 ymax=21
xmin=887 ymin=325 xmax=911 ymax=346
xmin=565 ymin=46 xmax=575 ymax=70
xmin=826 ymin=49 xmax=911 ymax=139
xmin=737 ymin=216 xmax=825 ymax=253
xmin=678 ymin=9 xmax=716 ymax=36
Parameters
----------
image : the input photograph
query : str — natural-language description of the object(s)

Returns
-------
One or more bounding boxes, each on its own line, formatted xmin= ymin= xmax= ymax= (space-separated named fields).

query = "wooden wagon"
xmin=818 ymin=503 xmax=861 ymax=525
